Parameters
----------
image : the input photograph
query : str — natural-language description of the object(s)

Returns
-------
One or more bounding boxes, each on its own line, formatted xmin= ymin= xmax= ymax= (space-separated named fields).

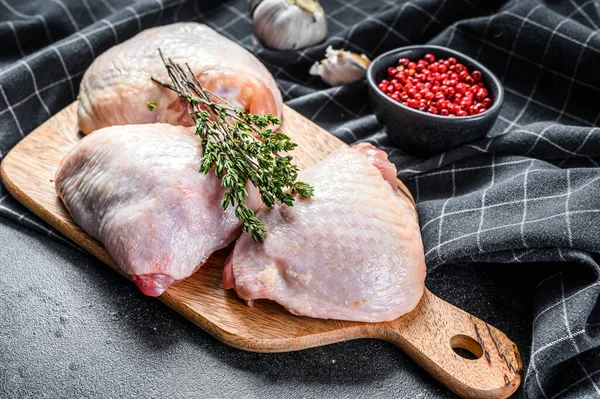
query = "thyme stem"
xmin=152 ymin=49 xmax=314 ymax=242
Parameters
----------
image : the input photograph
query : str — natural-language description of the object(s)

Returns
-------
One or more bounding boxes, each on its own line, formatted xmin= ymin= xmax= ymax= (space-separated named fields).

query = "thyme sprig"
xmin=152 ymin=49 xmax=313 ymax=242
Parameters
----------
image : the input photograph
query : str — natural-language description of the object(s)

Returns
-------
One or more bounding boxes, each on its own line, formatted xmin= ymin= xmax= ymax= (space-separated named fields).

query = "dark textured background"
xmin=2 ymin=0 xmax=600 ymax=398
xmin=0 ymin=218 xmax=532 ymax=398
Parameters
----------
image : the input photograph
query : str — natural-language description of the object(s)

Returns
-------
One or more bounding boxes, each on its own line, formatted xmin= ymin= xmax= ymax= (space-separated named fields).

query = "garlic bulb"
xmin=309 ymin=46 xmax=371 ymax=86
xmin=250 ymin=0 xmax=328 ymax=51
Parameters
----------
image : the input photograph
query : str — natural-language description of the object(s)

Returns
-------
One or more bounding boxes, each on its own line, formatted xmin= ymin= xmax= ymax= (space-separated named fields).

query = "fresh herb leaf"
xmin=152 ymin=49 xmax=314 ymax=242
xmin=147 ymin=101 xmax=157 ymax=111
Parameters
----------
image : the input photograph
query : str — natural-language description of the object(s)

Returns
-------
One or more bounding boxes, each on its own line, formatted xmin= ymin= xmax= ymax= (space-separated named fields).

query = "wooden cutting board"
xmin=1 ymin=102 xmax=522 ymax=399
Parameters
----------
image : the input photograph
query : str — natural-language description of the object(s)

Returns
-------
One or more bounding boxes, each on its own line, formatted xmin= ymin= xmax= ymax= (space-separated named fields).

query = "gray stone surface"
xmin=0 ymin=218 xmax=529 ymax=398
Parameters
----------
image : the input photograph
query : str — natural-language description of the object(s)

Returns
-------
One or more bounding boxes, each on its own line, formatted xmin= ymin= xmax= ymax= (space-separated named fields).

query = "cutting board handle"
xmin=372 ymin=289 xmax=522 ymax=399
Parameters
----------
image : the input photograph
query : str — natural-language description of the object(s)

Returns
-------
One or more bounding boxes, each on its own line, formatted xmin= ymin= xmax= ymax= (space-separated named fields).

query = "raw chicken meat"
xmin=77 ymin=22 xmax=282 ymax=134
xmin=55 ymin=123 xmax=262 ymax=296
xmin=224 ymin=143 xmax=426 ymax=322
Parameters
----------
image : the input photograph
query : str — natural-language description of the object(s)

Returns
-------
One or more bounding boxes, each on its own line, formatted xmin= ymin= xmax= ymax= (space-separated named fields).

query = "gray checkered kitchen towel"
xmin=1 ymin=1 xmax=600 ymax=397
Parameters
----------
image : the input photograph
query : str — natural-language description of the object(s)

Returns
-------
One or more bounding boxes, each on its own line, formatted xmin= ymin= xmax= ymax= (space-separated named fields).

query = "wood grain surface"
xmin=1 ymin=102 xmax=522 ymax=398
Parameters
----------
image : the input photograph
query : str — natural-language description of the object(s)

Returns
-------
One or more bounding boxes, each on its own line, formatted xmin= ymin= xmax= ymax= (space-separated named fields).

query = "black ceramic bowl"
xmin=367 ymin=45 xmax=504 ymax=157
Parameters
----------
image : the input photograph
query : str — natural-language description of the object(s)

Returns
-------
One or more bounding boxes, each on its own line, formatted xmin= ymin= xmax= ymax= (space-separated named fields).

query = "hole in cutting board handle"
xmin=450 ymin=334 xmax=483 ymax=360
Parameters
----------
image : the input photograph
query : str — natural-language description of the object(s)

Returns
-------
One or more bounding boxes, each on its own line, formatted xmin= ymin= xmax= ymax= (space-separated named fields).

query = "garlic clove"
xmin=251 ymin=0 xmax=328 ymax=51
xmin=309 ymin=46 xmax=371 ymax=86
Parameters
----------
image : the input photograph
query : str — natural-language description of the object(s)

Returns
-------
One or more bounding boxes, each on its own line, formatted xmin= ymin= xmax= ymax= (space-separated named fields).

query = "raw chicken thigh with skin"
xmin=224 ymin=143 xmax=426 ymax=322
xmin=77 ymin=22 xmax=282 ymax=134
xmin=55 ymin=124 xmax=262 ymax=296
